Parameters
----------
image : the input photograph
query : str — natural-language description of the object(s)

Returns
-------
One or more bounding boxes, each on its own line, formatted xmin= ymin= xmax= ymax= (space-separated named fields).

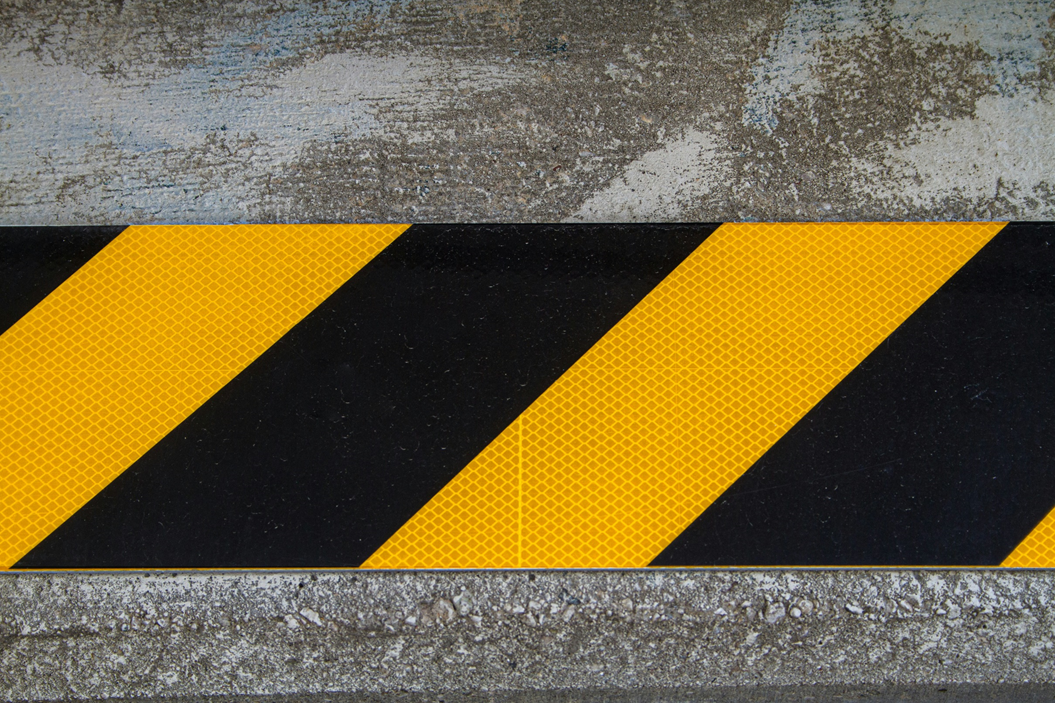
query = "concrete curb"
xmin=3 ymin=570 xmax=1055 ymax=701
xmin=53 ymin=687 xmax=1055 ymax=703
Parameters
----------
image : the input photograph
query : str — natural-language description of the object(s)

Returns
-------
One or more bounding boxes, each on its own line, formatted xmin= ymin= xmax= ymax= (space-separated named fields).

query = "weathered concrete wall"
xmin=4 ymin=2 xmax=1055 ymax=700
xmin=1 ymin=0 xmax=1053 ymax=224
xmin=4 ymin=570 xmax=1055 ymax=701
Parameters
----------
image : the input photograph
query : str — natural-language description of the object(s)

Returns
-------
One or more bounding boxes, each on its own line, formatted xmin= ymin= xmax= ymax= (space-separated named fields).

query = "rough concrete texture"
xmin=4 ymin=570 xmax=1055 ymax=701
xmin=1 ymin=0 xmax=1053 ymax=224
xmin=4 ymin=2 xmax=1055 ymax=700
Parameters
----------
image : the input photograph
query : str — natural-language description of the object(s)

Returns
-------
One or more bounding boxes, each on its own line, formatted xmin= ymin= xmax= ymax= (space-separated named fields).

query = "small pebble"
xmin=433 ymin=599 xmax=456 ymax=622
xmin=453 ymin=593 xmax=473 ymax=616
xmin=299 ymin=608 xmax=322 ymax=627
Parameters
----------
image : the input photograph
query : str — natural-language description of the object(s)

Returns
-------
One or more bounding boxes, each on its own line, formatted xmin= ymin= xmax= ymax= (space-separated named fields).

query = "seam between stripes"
xmin=517 ymin=416 xmax=523 ymax=569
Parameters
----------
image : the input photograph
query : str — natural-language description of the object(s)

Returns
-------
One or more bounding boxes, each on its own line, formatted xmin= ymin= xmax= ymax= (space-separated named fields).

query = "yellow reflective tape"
xmin=365 ymin=222 xmax=1005 ymax=569
xmin=1003 ymin=508 xmax=1055 ymax=567
xmin=0 ymin=223 xmax=407 ymax=569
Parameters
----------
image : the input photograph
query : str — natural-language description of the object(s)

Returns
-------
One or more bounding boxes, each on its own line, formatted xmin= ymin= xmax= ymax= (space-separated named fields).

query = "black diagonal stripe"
xmin=653 ymin=222 xmax=1055 ymax=567
xmin=16 ymin=223 xmax=718 ymax=569
xmin=0 ymin=227 xmax=126 ymax=336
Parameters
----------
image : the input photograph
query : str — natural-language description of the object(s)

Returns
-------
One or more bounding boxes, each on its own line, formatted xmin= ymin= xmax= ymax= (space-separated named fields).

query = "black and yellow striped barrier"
xmin=3 ymin=222 xmax=1054 ymax=569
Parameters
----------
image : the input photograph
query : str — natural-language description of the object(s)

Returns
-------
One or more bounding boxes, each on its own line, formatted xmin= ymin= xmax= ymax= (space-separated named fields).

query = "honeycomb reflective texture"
xmin=368 ymin=418 xmax=524 ymax=569
xmin=1003 ymin=507 xmax=1055 ymax=567
xmin=0 ymin=223 xmax=407 ymax=569
xmin=365 ymin=222 xmax=1004 ymax=568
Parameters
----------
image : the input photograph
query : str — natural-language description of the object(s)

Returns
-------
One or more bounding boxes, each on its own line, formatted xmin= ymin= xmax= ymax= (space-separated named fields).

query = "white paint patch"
xmin=740 ymin=0 xmax=1054 ymax=214
xmin=853 ymin=92 xmax=1055 ymax=216
xmin=567 ymin=128 xmax=730 ymax=222
xmin=742 ymin=0 xmax=875 ymax=134
xmin=889 ymin=0 xmax=1052 ymax=91
xmin=743 ymin=0 xmax=1051 ymax=133
xmin=0 ymin=48 xmax=524 ymax=223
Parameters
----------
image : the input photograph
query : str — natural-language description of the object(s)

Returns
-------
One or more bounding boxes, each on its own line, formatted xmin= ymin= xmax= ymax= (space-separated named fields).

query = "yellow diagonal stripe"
xmin=1003 ymin=508 xmax=1055 ymax=567
xmin=364 ymin=221 xmax=1005 ymax=569
xmin=0 ymin=223 xmax=407 ymax=569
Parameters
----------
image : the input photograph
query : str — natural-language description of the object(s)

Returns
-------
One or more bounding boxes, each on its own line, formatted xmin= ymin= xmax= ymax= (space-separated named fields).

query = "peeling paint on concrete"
xmin=855 ymin=92 xmax=1055 ymax=215
xmin=742 ymin=0 xmax=875 ymax=135
xmin=3 ymin=0 xmax=1051 ymax=224
xmin=568 ymin=127 xmax=729 ymax=221
xmin=744 ymin=0 xmax=1051 ymax=134
xmin=1 ymin=4 xmax=525 ymax=222
xmin=736 ymin=0 xmax=1055 ymax=219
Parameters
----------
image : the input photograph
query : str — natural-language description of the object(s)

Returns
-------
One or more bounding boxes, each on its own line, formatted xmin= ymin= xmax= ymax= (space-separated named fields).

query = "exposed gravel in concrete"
xmin=4 ymin=570 xmax=1055 ymax=701
xmin=52 ymin=686 xmax=1055 ymax=703
xmin=1 ymin=0 xmax=1052 ymax=223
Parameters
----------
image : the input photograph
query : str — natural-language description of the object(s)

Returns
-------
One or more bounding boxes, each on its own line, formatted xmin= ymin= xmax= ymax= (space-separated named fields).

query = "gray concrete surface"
xmin=4 ymin=1 xmax=1055 ymax=700
xmin=5 ymin=570 xmax=1055 ymax=701
xmin=1 ymin=0 xmax=1053 ymax=224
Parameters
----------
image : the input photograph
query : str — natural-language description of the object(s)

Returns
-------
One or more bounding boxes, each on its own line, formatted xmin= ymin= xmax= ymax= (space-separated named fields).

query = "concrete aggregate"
xmin=4 ymin=570 xmax=1055 ymax=700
